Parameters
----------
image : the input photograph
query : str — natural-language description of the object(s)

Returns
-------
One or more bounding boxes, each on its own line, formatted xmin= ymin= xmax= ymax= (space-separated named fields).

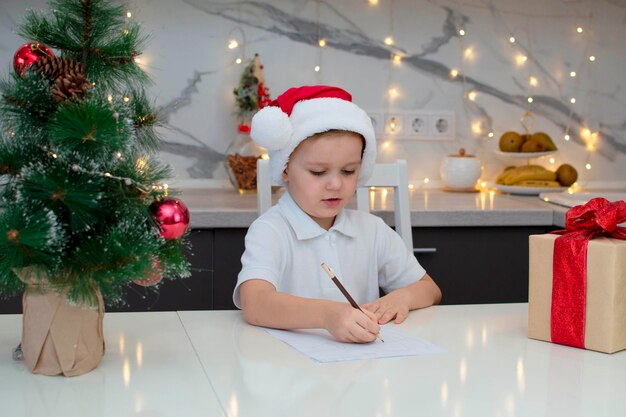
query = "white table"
xmin=2 ymin=304 xmax=625 ymax=417
xmin=0 ymin=312 xmax=225 ymax=417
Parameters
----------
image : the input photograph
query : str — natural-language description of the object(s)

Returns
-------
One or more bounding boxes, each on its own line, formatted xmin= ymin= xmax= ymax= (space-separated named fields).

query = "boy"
xmin=234 ymin=85 xmax=441 ymax=343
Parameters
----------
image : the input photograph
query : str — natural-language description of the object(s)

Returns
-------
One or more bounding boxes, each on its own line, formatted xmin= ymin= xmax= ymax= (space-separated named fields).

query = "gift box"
xmin=528 ymin=198 xmax=626 ymax=354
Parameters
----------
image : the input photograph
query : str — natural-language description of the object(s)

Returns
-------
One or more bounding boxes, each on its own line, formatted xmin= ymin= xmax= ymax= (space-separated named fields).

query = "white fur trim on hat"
xmin=250 ymin=106 xmax=292 ymax=150
xmin=257 ymin=97 xmax=376 ymax=187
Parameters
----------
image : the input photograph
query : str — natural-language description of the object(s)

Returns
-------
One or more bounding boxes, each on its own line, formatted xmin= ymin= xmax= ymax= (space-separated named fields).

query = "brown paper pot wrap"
xmin=16 ymin=267 xmax=105 ymax=376
xmin=528 ymin=234 xmax=626 ymax=354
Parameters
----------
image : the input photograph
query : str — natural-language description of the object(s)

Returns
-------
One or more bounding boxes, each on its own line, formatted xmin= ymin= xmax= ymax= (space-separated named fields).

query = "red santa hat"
xmin=250 ymin=85 xmax=376 ymax=186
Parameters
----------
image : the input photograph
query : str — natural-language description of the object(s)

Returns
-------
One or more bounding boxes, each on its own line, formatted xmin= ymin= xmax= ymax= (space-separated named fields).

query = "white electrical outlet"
xmin=368 ymin=112 xmax=384 ymax=135
xmin=384 ymin=114 xmax=404 ymax=135
xmin=429 ymin=113 xmax=455 ymax=137
xmin=407 ymin=114 xmax=429 ymax=136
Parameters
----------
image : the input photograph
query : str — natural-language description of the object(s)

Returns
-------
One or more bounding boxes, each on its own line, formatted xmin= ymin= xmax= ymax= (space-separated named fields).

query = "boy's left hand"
xmin=363 ymin=289 xmax=411 ymax=324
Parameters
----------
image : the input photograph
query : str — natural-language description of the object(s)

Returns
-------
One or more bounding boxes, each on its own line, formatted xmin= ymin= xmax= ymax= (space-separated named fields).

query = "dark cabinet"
xmin=0 ymin=225 xmax=553 ymax=314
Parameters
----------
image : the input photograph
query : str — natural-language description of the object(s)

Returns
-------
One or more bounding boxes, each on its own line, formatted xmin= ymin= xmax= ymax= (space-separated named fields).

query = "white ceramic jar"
xmin=440 ymin=148 xmax=482 ymax=191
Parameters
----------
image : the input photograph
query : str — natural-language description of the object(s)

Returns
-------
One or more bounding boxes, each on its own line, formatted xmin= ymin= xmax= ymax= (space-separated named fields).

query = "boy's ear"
xmin=281 ymin=169 xmax=289 ymax=183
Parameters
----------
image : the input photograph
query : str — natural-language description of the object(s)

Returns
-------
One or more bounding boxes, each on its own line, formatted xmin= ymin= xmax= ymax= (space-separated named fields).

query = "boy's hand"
xmin=324 ymin=303 xmax=381 ymax=343
xmin=363 ymin=289 xmax=411 ymax=324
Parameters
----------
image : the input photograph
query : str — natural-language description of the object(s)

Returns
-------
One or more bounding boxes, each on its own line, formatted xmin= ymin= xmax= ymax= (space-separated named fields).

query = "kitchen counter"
xmin=182 ymin=187 xmax=561 ymax=228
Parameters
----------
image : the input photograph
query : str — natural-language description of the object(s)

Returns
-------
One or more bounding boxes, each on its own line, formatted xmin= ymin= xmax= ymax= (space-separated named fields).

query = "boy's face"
xmin=282 ymin=132 xmax=364 ymax=230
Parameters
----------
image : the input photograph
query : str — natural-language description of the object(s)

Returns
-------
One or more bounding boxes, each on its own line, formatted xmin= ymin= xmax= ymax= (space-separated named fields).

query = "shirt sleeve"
xmin=375 ymin=217 xmax=426 ymax=294
xmin=233 ymin=218 xmax=286 ymax=309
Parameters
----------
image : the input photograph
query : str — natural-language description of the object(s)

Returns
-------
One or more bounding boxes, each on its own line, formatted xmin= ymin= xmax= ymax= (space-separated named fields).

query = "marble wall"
xmin=2 ymin=0 xmax=626 ymax=186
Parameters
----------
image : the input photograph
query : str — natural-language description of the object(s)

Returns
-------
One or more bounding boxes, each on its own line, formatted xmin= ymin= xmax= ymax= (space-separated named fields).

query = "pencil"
xmin=320 ymin=262 xmax=384 ymax=343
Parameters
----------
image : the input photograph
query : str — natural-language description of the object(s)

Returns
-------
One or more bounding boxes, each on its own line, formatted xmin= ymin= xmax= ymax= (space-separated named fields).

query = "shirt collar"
xmin=278 ymin=191 xmax=357 ymax=240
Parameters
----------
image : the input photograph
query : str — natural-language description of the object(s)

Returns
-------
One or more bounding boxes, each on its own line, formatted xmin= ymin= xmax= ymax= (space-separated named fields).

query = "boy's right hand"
xmin=324 ymin=303 xmax=381 ymax=343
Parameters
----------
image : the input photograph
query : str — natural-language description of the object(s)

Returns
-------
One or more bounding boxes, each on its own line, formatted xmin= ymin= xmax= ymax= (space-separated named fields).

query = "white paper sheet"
xmin=264 ymin=325 xmax=445 ymax=363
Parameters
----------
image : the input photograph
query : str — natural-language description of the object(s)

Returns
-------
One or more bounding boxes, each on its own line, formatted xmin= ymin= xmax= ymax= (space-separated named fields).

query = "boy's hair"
xmin=305 ymin=130 xmax=366 ymax=158
xmin=249 ymin=85 xmax=376 ymax=187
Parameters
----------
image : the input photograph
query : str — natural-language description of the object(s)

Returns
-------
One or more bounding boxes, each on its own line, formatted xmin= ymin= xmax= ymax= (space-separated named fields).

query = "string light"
xmin=464 ymin=47 xmax=474 ymax=58
xmin=384 ymin=36 xmax=394 ymax=46
xmin=423 ymin=177 xmax=430 ymax=184
xmin=467 ymin=91 xmax=477 ymax=101
xmin=570 ymin=97 xmax=576 ymax=104
xmin=123 ymin=96 xmax=130 ymax=103
xmin=509 ymin=36 xmax=516 ymax=43
xmin=134 ymin=57 xmax=141 ymax=64
xmin=126 ymin=11 xmax=132 ymax=18
xmin=450 ymin=69 xmax=459 ymax=78
xmin=228 ymin=39 xmax=239 ymax=49
xmin=576 ymin=27 xmax=583 ymax=33
xmin=564 ymin=134 xmax=570 ymax=141
xmin=107 ymin=94 xmax=113 ymax=102
xmin=549 ymin=157 xmax=556 ymax=164
xmin=235 ymin=58 xmax=242 ymax=64
xmin=529 ymin=76 xmax=538 ymax=87
xmin=318 ymin=39 xmax=326 ymax=47
xmin=368 ymin=0 xmax=378 ymax=5
xmin=471 ymin=121 xmax=482 ymax=134
xmin=527 ymin=97 xmax=533 ymax=103
xmin=585 ymin=163 xmax=592 ymax=170
xmin=388 ymin=87 xmax=399 ymax=99
xmin=589 ymin=55 xmax=595 ymax=62
xmin=116 ymin=151 xmax=123 ymax=159
xmin=570 ymin=71 xmax=576 ymax=77
xmin=459 ymin=29 xmax=466 ymax=36
xmin=515 ymin=54 xmax=528 ymax=66
xmin=488 ymin=132 xmax=494 ymax=138
xmin=392 ymin=54 xmax=402 ymax=64
xmin=314 ymin=65 xmax=321 ymax=72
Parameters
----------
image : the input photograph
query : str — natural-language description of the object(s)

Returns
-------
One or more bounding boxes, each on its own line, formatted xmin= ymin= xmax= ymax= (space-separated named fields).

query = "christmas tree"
xmin=0 ymin=0 xmax=190 ymax=307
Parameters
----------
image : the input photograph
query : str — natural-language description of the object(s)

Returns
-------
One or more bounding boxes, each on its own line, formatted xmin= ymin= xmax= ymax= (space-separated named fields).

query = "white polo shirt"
xmin=233 ymin=191 xmax=426 ymax=309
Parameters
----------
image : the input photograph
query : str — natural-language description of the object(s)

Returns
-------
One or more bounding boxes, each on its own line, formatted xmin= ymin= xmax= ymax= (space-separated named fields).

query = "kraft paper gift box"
xmin=527 ymin=200 xmax=626 ymax=354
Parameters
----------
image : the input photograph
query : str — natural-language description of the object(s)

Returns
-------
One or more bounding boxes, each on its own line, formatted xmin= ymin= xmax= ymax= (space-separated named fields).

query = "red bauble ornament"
xmin=149 ymin=198 xmax=190 ymax=240
xmin=133 ymin=258 xmax=164 ymax=287
xmin=13 ymin=43 xmax=55 ymax=76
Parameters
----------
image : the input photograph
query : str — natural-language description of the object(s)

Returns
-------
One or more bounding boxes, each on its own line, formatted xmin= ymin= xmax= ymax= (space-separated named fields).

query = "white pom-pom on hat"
xmin=250 ymin=106 xmax=292 ymax=150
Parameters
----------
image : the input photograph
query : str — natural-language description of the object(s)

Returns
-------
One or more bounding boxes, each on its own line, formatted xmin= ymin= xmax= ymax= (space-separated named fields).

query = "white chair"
xmin=256 ymin=158 xmax=414 ymax=251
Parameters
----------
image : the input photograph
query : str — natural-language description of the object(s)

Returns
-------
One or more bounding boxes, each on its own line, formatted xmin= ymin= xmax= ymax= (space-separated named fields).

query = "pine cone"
xmin=30 ymin=56 xmax=91 ymax=103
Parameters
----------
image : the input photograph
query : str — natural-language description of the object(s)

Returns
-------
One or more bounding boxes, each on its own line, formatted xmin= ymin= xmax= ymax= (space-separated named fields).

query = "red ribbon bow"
xmin=550 ymin=197 xmax=626 ymax=348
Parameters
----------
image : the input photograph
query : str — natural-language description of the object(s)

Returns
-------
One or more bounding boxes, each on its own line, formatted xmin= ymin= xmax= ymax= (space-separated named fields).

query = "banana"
xmin=496 ymin=165 xmax=557 ymax=185
xmin=513 ymin=180 xmax=562 ymax=187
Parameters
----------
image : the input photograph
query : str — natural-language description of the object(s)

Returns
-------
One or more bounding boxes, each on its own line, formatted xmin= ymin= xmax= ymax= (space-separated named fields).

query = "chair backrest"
xmin=256 ymin=158 xmax=413 ymax=250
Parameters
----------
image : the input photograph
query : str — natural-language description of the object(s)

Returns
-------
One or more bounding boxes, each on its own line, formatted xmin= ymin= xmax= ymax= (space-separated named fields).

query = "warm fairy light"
xmin=515 ymin=54 xmax=528 ymax=65
xmin=318 ymin=39 xmax=326 ymax=47
xmin=464 ymin=47 xmax=474 ymax=58
xmin=228 ymin=39 xmax=239 ymax=49
xmin=467 ymin=91 xmax=477 ymax=101
xmin=580 ymin=127 xmax=591 ymax=139
xmin=570 ymin=71 xmax=576 ymax=77
xmin=529 ymin=76 xmax=538 ymax=86
xmin=384 ymin=36 xmax=394 ymax=46
xmin=388 ymin=118 xmax=397 ymax=132
xmin=9 ymin=130 xmax=16 ymax=137
xmin=589 ymin=55 xmax=596 ymax=62
xmin=369 ymin=0 xmax=378 ymax=5
xmin=480 ymin=181 xmax=487 ymax=188
xmin=388 ymin=87 xmax=399 ymax=98
xmin=509 ymin=36 xmax=516 ymax=43
xmin=408 ymin=183 xmax=415 ymax=190
xmin=570 ymin=98 xmax=576 ymax=104
xmin=527 ymin=97 xmax=533 ymax=103
xmin=314 ymin=65 xmax=320 ymax=72
xmin=107 ymin=94 xmax=113 ymax=102
xmin=392 ymin=54 xmax=402 ymax=64
xmin=116 ymin=151 xmax=123 ymax=158
xmin=488 ymin=132 xmax=494 ymax=138
xmin=564 ymin=134 xmax=570 ymax=141
xmin=423 ymin=177 xmax=430 ymax=184
xmin=450 ymin=69 xmax=459 ymax=78
xmin=471 ymin=120 xmax=482 ymax=134
xmin=382 ymin=141 xmax=391 ymax=149
xmin=549 ymin=157 xmax=556 ymax=164
xmin=577 ymin=27 xmax=583 ymax=33
xmin=136 ymin=157 xmax=148 ymax=172
xmin=459 ymin=29 xmax=466 ymax=36
xmin=134 ymin=57 xmax=141 ymax=64
xmin=123 ymin=29 xmax=129 ymax=35
xmin=51 ymin=153 xmax=57 ymax=159
xmin=126 ymin=11 xmax=132 ymax=18
xmin=123 ymin=96 xmax=130 ymax=102
xmin=585 ymin=163 xmax=592 ymax=170
xmin=104 ymin=172 xmax=112 ymax=177
xmin=235 ymin=58 xmax=242 ymax=64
